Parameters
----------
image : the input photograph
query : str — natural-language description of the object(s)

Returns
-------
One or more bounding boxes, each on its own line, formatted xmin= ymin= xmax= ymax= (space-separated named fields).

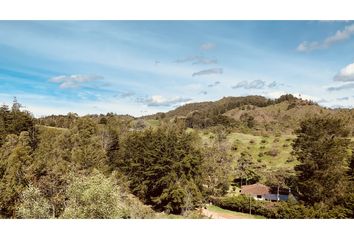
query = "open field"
xmin=200 ymin=130 xmax=297 ymax=171
xmin=204 ymin=205 xmax=265 ymax=219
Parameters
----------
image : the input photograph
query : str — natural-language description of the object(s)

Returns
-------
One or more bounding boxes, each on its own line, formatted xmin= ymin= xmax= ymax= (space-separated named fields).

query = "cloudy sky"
xmin=1 ymin=21 xmax=354 ymax=116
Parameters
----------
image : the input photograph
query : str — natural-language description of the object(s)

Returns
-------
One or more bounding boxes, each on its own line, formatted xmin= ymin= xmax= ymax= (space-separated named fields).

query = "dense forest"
xmin=1 ymin=95 xmax=354 ymax=218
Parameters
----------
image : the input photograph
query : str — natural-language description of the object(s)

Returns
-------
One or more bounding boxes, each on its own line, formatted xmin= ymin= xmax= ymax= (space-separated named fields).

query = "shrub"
xmin=211 ymin=196 xmax=351 ymax=219
xmin=231 ymin=144 xmax=238 ymax=151
xmin=249 ymin=140 xmax=255 ymax=144
xmin=265 ymin=149 xmax=279 ymax=157
xmin=16 ymin=185 xmax=52 ymax=219
xmin=61 ymin=170 xmax=155 ymax=219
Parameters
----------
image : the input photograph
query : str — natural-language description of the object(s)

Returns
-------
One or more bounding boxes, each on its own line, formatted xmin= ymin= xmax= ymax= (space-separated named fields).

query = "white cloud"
xmin=297 ymin=24 xmax=354 ymax=52
xmin=334 ymin=62 xmax=354 ymax=82
xmin=174 ymin=56 xmax=200 ymax=63
xmin=137 ymin=95 xmax=192 ymax=107
xmin=297 ymin=41 xmax=321 ymax=52
xmin=267 ymin=81 xmax=277 ymax=88
xmin=264 ymin=91 xmax=319 ymax=102
xmin=192 ymin=58 xmax=218 ymax=65
xmin=192 ymin=68 xmax=223 ymax=77
xmin=232 ymin=79 xmax=267 ymax=89
xmin=175 ymin=56 xmax=217 ymax=65
xmin=208 ymin=81 xmax=221 ymax=87
xmin=49 ymin=74 xmax=104 ymax=89
xmin=115 ymin=92 xmax=135 ymax=98
xmin=327 ymin=83 xmax=354 ymax=91
xmin=337 ymin=97 xmax=349 ymax=101
xmin=200 ymin=42 xmax=215 ymax=50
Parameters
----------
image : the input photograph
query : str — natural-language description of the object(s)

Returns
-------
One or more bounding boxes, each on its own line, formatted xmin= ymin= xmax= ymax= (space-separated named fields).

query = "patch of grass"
xmin=226 ymin=132 xmax=297 ymax=169
xmin=146 ymin=119 xmax=160 ymax=128
xmin=207 ymin=205 xmax=265 ymax=219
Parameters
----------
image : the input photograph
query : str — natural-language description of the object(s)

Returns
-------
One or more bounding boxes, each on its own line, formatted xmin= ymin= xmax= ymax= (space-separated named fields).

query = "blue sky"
xmin=1 ymin=21 xmax=354 ymax=116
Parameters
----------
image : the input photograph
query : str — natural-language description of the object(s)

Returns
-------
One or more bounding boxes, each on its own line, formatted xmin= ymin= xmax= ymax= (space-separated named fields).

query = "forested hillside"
xmin=1 ymin=95 xmax=354 ymax=219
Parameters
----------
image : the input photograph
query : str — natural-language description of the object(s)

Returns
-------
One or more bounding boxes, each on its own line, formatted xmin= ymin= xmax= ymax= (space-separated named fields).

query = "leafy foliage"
xmin=118 ymin=125 xmax=204 ymax=214
xmin=293 ymin=116 xmax=351 ymax=205
xmin=0 ymin=99 xmax=35 ymax=146
xmin=211 ymin=195 xmax=351 ymax=219
xmin=201 ymin=143 xmax=233 ymax=196
xmin=61 ymin=170 xmax=154 ymax=219
xmin=16 ymin=185 xmax=52 ymax=219
xmin=0 ymin=132 xmax=33 ymax=216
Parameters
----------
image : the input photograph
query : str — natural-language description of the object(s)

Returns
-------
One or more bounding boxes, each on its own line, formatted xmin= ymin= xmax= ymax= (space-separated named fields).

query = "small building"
xmin=240 ymin=183 xmax=290 ymax=202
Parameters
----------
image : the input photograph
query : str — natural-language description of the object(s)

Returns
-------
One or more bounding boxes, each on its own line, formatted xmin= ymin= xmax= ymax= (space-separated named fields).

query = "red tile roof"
xmin=240 ymin=183 xmax=270 ymax=195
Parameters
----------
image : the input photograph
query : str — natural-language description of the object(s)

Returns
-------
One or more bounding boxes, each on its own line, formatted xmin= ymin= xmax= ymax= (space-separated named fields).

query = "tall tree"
xmin=0 ymin=131 xmax=33 ymax=216
xmin=201 ymin=142 xmax=233 ymax=197
xmin=293 ymin=116 xmax=350 ymax=205
xmin=234 ymin=151 xmax=260 ymax=186
xmin=118 ymin=124 xmax=204 ymax=214
xmin=30 ymin=127 xmax=72 ymax=217
xmin=70 ymin=118 xmax=107 ymax=171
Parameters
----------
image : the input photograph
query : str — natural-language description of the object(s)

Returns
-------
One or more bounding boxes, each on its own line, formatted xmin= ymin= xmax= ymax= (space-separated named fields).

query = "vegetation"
xmin=293 ymin=116 xmax=351 ymax=205
xmin=117 ymin=125 xmax=204 ymax=214
xmin=211 ymin=195 xmax=350 ymax=219
xmin=0 ymin=95 xmax=354 ymax=218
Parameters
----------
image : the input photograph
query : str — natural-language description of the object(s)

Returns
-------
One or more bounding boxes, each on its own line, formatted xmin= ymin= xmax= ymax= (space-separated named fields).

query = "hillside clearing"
xmin=203 ymin=205 xmax=265 ymax=219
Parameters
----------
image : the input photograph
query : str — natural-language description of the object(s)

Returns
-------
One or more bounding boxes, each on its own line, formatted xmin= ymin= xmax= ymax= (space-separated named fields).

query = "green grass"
xmin=197 ymin=130 xmax=298 ymax=173
xmin=227 ymin=132 xmax=297 ymax=170
xmin=146 ymin=119 xmax=161 ymax=128
xmin=207 ymin=205 xmax=265 ymax=219
xmin=155 ymin=213 xmax=186 ymax=219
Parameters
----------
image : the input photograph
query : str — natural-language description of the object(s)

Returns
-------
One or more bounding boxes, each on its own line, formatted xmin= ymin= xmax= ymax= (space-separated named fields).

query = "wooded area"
xmin=1 ymin=95 xmax=354 ymax=218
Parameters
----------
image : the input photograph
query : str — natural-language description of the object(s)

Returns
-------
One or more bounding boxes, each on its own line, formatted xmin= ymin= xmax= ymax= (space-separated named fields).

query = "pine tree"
xmin=235 ymin=151 xmax=260 ymax=186
xmin=71 ymin=118 xmax=107 ymax=171
xmin=118 ymin=124 xmax=204 ymax=214
xmin=30 ymin=127 xmax=72 ymax=217
xmin=0 ymin=131 xmax=33 ymax=216
xmin=293 ymin=116 xmax=350 ymax=205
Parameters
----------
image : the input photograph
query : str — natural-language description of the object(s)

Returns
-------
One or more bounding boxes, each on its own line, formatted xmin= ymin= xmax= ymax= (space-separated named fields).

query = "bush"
xmin=211 ymin=195 xmax=351 ymax=219
xmin=61 ymin=170 xmax=155 ymax=219
xmin=231 ymin=144 xmax=238 ymax=151
xmin=265 ymin=149 xmax=279 ymax=157
xmin=16 ymin=185 xmax=52 ymax=219
xmin=249 ymin=140 xmax=255 ymax=144
xmin=261 ymin=139 xmax=267 ymax=144
xmin=273 ymin=138 xmax=280 ymax=143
